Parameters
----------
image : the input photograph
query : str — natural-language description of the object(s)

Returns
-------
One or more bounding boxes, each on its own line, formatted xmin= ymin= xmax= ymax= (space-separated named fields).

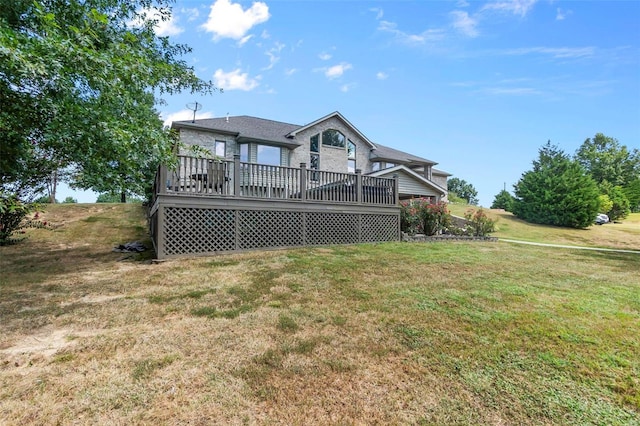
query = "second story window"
xmin=322 ymin=129 xmax=345 ymax=148
xmin=347 ymin=139 xmax=356 ymax=173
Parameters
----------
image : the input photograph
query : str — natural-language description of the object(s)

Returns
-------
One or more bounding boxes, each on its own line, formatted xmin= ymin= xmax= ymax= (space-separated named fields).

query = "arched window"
xmin=322 ymin=129 xmax=345 ymax=148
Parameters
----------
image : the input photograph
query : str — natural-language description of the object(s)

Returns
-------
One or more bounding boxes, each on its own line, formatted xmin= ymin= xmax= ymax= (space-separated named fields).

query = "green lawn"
xmin=449 ymin=203 xmax=640 ymax=251
xmin=0 ymin=204 xmax=638 ymax=424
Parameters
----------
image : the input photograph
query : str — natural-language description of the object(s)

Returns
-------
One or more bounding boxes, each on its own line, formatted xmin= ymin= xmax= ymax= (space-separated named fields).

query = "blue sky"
xmin=63 ymin=0 xmax=640 ymax=206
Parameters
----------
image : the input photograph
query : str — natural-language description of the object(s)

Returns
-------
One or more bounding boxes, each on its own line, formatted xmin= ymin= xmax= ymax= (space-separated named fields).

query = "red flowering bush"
xmin=400 ymin=198 xmax=452 ymax=236
xmin=463 ymin=208 xmax=496 ymax=236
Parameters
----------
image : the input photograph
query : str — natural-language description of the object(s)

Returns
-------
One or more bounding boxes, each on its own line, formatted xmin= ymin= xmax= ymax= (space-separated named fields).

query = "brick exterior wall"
xmin=289 ymin=116 xmax=372 ymax=173
xmin=178 ymin=128 xmax=237 ymax=161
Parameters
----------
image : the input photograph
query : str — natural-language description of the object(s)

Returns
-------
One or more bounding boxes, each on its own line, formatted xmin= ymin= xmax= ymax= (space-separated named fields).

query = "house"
xmin=149 ymin=112 xmax=450 ymax=259
xmin=171 ymin=111 xmax=449 ymax=202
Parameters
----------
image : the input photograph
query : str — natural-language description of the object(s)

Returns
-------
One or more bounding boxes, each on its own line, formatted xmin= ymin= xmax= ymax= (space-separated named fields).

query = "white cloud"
xmin=238 ymin=34 xmax=253 ymax=46
xmin=325 ymin=63 xmax=353 ymax=79
xmin=213 ymin=68 xmax=260 ymax=91
xmin=483 ymin=87 xmax=541 ymax=95
xmin=201 ymin=0 xmax=270 ymax=41
xmin=370 ymin=7 xmax=384 ymax=20
xmin=129 ymin=8 xmax=183 ymax=36
xmin=162 ymin=109 xmax=214 ymax=127
xmin=378 ymin=20 xmax=445 ymax=45
xmin=376 ymin=71 xmax=388 ymax=80
xmin=318 ymin=52 xmax=332 ymax=61
xmin=481 ymin=0 xmax=538 ymax=17
xmin=503 ymin=46 xmax=595 ymax=59
xmin=181 ymin=7 xmax=200 ymax=22
xmin=457 ymin=0 xmax=470 ymax=7
xmin=156 ymin=16 xmax=183 ymax=36
xmin=285 ymin=68 xmax=298 ymax=76
xmin=340 ymin=83 xmax=357 ymax=93
xmin=556 ymin=8 xmax=572 ymax=21
xmin=263 ymin=42 xmax=285 ymax=70
xmin=450 ymin=10 xmax=479 ymax=37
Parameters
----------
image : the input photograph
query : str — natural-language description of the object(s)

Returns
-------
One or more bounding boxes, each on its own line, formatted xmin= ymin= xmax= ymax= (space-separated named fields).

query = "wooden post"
xmin=355 ymin=169 xmax=362 ymax=204
xmin=233 ymin=154 xmax=241 ymax=196
xmin=392 ymin=173 xmax=399 ymax=205
xmin=158 ymin=164 xmax=167 ymax=195
xmin=299 ymin=162 xmax=307 ymax=201
xmin=156 ymin=205 xmax=166 ymax=259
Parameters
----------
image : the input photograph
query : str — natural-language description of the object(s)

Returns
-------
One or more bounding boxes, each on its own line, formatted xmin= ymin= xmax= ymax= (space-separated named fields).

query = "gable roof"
xmin=172 ymin=116 xmax=302 ymax=148
xmin=370 ymin=143 xmax=436 ymax=165
xmin=286 ymin=111 xmax=377 ymax=149
xmin=172 ymin=112 xmax=442 ymax=169
xmin=368 ymin=165 xmax=448 ymax=195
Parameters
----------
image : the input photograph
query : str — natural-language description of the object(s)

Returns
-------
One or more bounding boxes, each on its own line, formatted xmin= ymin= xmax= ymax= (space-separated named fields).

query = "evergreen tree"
xmin=491 ymin=189 xmax=515 ymax=211
xmin=513 ymin=142 xmax=600 ymax=229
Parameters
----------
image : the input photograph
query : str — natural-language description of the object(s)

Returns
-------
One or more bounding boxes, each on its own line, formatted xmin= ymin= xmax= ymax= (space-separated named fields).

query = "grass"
xmin=0 ymin=203 xmax=638 ymax=424
xmin=449 ymin=203 xmax=640 ymax=251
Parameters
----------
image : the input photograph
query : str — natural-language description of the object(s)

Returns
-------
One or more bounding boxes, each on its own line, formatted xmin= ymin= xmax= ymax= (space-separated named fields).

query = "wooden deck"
xmin=149 ymin=155 xmax=401 ymax=259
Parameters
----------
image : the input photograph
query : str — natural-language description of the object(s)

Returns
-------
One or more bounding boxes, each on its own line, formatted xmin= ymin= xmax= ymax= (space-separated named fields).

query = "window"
xmin=310 ymin=134 xmax=319 ymax=153
xmin=257 ymin=145 xmax=281 ymax=166
xmin=239 ymin=144 xmax=248 ymax=162
xmin=310 ymin=153 xmax=320 ymax=181
xmin=322 ymin=129 xmax=345 ymax=148
xmin=214 ymin=140 xmax=226 ymax=158
xmin=372 ymin=162 xmax=380 ymax=172
xmin=347 ymin=139 xmax=356 ymax=173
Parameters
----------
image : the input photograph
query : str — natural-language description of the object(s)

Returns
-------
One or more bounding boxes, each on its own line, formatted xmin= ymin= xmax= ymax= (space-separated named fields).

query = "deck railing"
xmin=153 ymin=154 xmax=398 ymax=206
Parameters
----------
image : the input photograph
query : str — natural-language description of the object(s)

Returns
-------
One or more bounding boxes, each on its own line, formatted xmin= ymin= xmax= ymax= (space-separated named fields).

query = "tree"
xmin=623 ymin=178 xmax=640 ymax=213
xmin=62 ymin=196 xmax=77 ymax=204
xmin=575 ymin=133 xmax=640 ymax=187
xmin=599 ymin=181 xmax=631 ymax=221
xmin=0 ymin=0 xmax=215 ymax=201
xmin=491 ymin=189 xmax=515 ymax=211
xmin=598 ymin=194 xmax=613 ymax=215
xmin=447 ymin=177 xmax=479 ymax=205
xmin=513 ymin=142 xmax=600 ymax=229
xmin=96 ymin=192 xmax=125 ymax=203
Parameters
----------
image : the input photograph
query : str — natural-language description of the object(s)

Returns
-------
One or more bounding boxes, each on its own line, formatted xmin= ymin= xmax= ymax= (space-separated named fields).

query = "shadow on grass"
xmin=571 ymin=249 xmax=640 ymax=273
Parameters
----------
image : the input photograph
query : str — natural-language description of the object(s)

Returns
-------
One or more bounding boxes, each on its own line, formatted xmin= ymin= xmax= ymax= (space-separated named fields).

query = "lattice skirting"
xmin=156 ymin=206 xmax=399 ymax=258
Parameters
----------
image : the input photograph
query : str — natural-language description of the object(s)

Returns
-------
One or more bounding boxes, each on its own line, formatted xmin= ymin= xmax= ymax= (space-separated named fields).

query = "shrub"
xmin=422 ymin=201 xmax=452 ymax=236
xmin=0 ymin=194 xmax=49 ymax=245
xmin=400 ymin=198 xmax=451 ymax=236
xmin=464 ymin=208 xmax=497 ymax=236
xmin=400 ymin=198 xmax=429 ymax=235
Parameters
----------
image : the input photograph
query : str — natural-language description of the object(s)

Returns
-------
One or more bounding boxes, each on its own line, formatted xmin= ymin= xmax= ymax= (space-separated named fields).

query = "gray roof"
xmin=370 ymin=143 xmax=436 ymax=165
xmin=173 ymin=114 xmax=438 ymax=165
xmin=172 ymin=116 xmax=302 ymax=148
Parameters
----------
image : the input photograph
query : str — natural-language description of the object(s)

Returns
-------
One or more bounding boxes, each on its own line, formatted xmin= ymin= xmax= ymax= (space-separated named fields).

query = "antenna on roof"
xmin=226 ymin=112 xmax=229 ymax=123
xmin=186 ymin=102 xmax=202 ymax=123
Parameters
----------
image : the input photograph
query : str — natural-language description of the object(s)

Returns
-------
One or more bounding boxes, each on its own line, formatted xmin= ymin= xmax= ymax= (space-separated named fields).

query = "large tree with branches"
xmin=0 ymin=0 xmax=215 ymax=201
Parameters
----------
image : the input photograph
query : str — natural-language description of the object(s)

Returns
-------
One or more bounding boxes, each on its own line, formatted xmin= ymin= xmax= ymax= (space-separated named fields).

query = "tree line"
xmin=491 ymin=134 xmax=639 ymax=228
